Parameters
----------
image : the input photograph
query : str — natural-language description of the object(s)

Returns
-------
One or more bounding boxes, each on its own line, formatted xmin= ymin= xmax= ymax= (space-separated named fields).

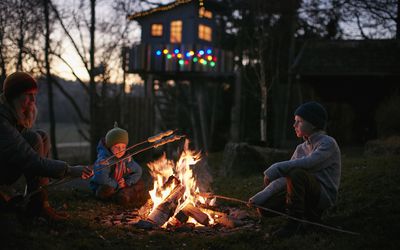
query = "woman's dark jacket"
xmin=0 ymin=98 xmax=67 ymax=185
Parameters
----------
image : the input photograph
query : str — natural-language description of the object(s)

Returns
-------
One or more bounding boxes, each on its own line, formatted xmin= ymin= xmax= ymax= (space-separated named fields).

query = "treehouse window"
xmin=170 ymin=20 xmax=182 ymax=43
xmin=199 ymin=7 xmax=212 ymax=19
xmin=151 ymin=24 xmax=163 ymax=37
xmin=198 ymin=24 xmax=212 ymax=42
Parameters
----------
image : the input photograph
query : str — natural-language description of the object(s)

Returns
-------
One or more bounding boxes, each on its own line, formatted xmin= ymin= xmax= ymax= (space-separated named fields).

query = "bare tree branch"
xmin=49 ymin=0 xmax=90 ymax=72
xmin=50 ymin=51 xmax=90 ymax=94
xmin=50 ymin=75 xmax=90 ymax=124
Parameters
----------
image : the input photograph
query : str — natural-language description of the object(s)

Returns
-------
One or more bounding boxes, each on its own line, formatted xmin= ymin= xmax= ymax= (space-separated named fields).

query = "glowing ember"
xmin=146 ymin=139 xmax=215 ymax=227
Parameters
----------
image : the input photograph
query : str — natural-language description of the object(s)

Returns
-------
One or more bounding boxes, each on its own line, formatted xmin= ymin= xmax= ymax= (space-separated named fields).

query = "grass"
xmin=3 ymin=151 xmax=400 ymax=249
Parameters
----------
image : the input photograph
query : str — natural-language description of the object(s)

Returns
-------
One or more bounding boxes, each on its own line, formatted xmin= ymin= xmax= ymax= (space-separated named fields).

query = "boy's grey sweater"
xmin=250 ymin=131 xmax=341 ymax=210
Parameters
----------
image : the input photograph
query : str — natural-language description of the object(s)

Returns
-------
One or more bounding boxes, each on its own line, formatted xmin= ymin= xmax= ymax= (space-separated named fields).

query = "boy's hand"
xmin=82 ymin=166 xmax=94 ymax=179
xmin=118 ymin=178 xmax=126 ymax=189
xmin=247 ymin=199 xmax=255 ymax=208
xmin=264 ymin=175 xmax=270 ymax=186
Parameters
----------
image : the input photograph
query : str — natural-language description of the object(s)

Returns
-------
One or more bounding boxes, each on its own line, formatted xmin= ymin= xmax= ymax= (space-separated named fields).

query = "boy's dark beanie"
xmin=294 ymin=101 xmax=328 ymax=130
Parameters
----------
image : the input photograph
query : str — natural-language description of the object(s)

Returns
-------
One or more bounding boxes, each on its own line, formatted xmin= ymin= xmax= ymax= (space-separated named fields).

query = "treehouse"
xmin=123 ymin=0 xmax=237 ymax=152
xmin=124 ymin=0 xmax=233 ymax=76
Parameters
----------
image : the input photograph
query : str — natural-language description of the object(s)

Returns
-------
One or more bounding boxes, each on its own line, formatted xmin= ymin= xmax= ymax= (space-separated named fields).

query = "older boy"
xmin=250 ymin=101 xmax=341 ymax=238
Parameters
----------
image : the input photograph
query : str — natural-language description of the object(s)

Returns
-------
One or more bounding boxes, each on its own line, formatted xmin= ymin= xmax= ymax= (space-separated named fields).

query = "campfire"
xmin=138 ymin=139 xmax=215 ymax=227
xmin=97 ymin=139 xmax=258 ymax=233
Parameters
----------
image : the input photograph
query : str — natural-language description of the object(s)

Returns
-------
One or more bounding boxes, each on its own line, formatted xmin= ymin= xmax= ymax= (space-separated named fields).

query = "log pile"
xmin=96 ymin=204 xmax=259 ymax=234
xmin=96 ymin=175 xmax=260 ymax=233
xmin=145 ymin=175 xmax=211 ymax=227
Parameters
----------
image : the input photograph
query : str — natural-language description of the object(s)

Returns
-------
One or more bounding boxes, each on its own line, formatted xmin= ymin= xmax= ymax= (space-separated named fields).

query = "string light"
xmin=128 ymin=0 xmax=219 ymax=69
xmin=154 ymin=48 xmax=218 ymax=68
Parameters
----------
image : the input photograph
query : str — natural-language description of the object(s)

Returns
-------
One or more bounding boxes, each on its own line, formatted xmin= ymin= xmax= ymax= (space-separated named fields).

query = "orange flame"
xmin=146 ymin=139 xmax=214 ymax=227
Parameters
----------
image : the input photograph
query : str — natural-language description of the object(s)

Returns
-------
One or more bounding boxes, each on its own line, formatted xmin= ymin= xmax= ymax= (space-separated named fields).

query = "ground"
xmin=2 ymin=149 xmax=400 ymax=250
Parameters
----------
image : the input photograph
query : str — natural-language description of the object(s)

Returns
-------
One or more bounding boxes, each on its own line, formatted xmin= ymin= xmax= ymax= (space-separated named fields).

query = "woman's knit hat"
xmin=105 ymin=122 xmax=129 ymax=148
xmin=294 ymin=101 xmax=328 ymax=130
xmin=2 ymin=72 xmax=38 ymax=101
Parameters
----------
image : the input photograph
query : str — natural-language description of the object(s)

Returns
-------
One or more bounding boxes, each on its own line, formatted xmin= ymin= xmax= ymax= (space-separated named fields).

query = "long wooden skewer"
xmin=204 ymin=194 xmax=360 ymax=236
xmin=16 ymin=132 xmax=184 ymax=207
xmin=94 ymin=129 xmax=176 ymax=167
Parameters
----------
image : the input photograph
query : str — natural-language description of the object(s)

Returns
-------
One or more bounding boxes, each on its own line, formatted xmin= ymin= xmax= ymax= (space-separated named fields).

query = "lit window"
xmin=170 ymin=20 xmax=182 ymax=43
xmin=199 ymin=7 xmax=212 ymax=19
xmin=198 ymin=24 xmax=212 ymax=42
xmin=151 ymin=24 xmax=163 ymax=37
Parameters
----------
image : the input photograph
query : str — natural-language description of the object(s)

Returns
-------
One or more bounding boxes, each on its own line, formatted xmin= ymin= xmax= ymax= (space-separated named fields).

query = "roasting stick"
xmin=94 ymin=129 xmax=176 ymax=167
xmin=93 ymin=134 xmax=186 ymax=174
xmin=16 ymin=132 xmax=183 ymax=207
xmin=204 ymin=194 xmax=360 ymax=236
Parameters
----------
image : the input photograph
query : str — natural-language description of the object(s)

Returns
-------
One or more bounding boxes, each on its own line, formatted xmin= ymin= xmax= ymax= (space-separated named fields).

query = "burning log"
xmin=147 ymin=184 xmax=185 ymax=226
xmin=174 ymin=210 xmax=189 ymax=224
xmin=182 ymin=203 xmax=209 ymax=226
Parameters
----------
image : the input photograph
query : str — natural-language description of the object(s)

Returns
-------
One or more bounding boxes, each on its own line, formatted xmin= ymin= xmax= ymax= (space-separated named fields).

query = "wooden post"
xmin=230 ymin=70 xmax=242 ymax=142
xmin=196 ymin=82 xmax=209 ymax=152
xmin=189 ymin=82 xmax=201 ymax=150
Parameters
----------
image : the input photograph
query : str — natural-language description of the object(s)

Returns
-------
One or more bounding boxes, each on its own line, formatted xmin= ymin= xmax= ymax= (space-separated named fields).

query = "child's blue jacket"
xmin=90 ymin=139 xmax=142 ymax=191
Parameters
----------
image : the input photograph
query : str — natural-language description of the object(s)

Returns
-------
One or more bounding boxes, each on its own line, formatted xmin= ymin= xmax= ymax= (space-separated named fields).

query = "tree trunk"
xmin=44 ymin=0 xmax=58 ymax=159
xmin=258 ymin=29 xmax=268 ymax=144
xmin=281 ymin=0 xmax=297 ymax=146
xmin=120 ymin=59 xmax=126 ymax=127
xmin=260 ymin=85 xmax=267 ymax=143
xmin=89 ymin=0 xmax=97 ymax=161
xmin=16 ymin=7 xmax=24 ymax=71
xmin=0 ymin=28 xmax=6 ymax=86
xmin=397 ymin=0 xmax=400 ymax=39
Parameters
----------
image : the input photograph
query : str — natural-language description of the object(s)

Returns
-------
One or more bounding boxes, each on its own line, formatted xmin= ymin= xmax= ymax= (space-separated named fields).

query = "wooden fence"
xmin=97 ymin=96 xmax=154 ymax=145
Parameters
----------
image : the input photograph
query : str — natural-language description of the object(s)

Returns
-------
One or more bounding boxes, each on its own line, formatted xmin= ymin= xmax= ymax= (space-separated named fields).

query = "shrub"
xmin=375 ymin=93 xmax=400 ymax=138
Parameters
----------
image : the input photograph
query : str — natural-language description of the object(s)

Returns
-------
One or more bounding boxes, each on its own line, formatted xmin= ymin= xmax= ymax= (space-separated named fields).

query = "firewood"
xmin=162 ymin=175 xmax=180 ymax=189
xmin=147 ymin=184 xmax=185 ymax=226
xmin=198 ymin=207 xmax=226 ymax=219
xmin=182 ymin=203 xmax=209 ymax=226
xmin=174 ymin=210 xmax=189 ymax=223
xmin=138 ymin=199 xmax=153 ymax=218
xmin=215 ymin=214 xmax=235 ymax=228
xmin=174 ymin=222 xmax=195 ymax=232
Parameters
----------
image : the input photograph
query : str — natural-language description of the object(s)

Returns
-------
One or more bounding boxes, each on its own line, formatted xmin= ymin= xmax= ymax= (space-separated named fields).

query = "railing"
xmin=123 ymin=43 xmax=234 ymax=74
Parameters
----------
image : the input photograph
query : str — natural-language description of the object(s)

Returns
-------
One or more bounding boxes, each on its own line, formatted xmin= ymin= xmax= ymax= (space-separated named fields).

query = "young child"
xmin=90 ymin=122 xmax=148 ymax=208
